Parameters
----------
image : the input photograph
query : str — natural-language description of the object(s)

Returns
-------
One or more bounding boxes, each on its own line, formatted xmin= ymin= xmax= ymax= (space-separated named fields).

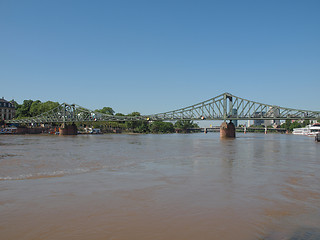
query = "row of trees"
xmin=90 ymin=118 xmax=199 ymax=134
xmin=13 ymin=100 xmax=117 ymax=119
xmin=14 ymin=100 xmax=60 ymax=119
xmin=93 ymin=107 xmax=199 ymax=133
xmin=12 ymin=100 xmax=199 ymax=133
xmin=281 ymin=119 xmax=311 ymax=132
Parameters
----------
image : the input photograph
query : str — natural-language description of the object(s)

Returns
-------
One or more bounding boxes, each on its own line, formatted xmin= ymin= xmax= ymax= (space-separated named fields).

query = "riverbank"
xmin=1 ymin=126 xmax=288 ymax=135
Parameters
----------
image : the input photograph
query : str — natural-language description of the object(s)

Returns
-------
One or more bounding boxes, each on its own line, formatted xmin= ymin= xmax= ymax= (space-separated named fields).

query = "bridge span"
xmin=5 ymin=93 xmax=320 ymax=137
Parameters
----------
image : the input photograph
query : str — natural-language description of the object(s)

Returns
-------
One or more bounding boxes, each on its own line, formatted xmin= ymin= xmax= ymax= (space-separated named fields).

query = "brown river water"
xmin=1 ymin=133 xmax=320 ymax=240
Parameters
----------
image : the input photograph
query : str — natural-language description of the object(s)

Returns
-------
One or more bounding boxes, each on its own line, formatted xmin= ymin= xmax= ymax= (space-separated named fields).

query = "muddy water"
xmin=0 ymin=133 xmax=320 ymax=240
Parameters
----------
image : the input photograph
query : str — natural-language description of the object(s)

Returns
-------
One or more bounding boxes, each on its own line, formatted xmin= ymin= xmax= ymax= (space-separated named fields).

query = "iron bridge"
xmin=6 ymin=93 xmax=320 ymax=124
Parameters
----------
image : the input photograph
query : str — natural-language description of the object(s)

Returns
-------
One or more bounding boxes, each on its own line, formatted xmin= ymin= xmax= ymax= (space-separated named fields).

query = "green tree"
xmin=15 ymin=100 xmax=60 ymax=119
xmin=16 ymin=100 xmax=34 ymax=118
xmin=29 ymin=100 xmax=42 ymax=116
xmin=112 ymin=113 xmax=126 ymax=125
xmin=95 ymin=107 xmax=115 ymax=115
xmin=135 ymin=121 xmax=150 ymax=133
xmin=174 ymin=120 xmax=199 ymax=130
xmin=12 ymin=100 xmax=21 ymax=118
xmin=289 ymin=121 xmax=302 ymax=132
xmin=39 ymin=101 xmax=59 ymax=113
xmin=127 ymin=112 xmax=141 ymax=116
xmin=302 ymin=120 xmax=310 ymax=127
xmin=281 ymin=120 xmax=304 ymax=132
xmin=126 ymin=112 xmax=142 ymax=131
xmin=150 ymin=121 xmax=174 ymax=133
xmin=281 ymin=119 xmax=291 ymax=130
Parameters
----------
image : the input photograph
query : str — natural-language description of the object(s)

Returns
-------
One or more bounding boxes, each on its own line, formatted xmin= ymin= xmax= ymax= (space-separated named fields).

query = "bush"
xmin=150 ymin=121 xmax=174 ymax=133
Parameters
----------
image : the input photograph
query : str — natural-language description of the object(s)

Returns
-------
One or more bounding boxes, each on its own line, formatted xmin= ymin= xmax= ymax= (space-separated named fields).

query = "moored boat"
xmin=293 ymin=123 xmax=320 ymax=136
xmin=292 ymin=126 xmax=310 ymax=135
xmin=308 ymin=123 xmax=320 ymax=136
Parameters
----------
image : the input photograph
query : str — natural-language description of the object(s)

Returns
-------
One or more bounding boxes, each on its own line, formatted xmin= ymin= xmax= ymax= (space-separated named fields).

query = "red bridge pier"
xmin=59 ymin=123 xmax=78 ymax=135
xmin=220 ymin=121 xmax=236 ymax=138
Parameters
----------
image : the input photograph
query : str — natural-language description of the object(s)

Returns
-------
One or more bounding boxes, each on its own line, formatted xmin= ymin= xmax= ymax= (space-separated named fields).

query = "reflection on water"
xmin=0 ymin=133 xmax=320 ymax=240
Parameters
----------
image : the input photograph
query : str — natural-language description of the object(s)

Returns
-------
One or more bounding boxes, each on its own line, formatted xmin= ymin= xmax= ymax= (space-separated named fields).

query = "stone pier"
xmin=59 ymin=123 xmax=78 ymax=135
xmin=220 ymin=121 xmax=236 ymax=138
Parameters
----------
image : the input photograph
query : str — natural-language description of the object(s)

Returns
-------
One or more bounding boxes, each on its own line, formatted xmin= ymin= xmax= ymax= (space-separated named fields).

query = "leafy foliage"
xmin=13 ymin=100 xmax=199 ymax=134
xmin=95 ymin=107 xmax=115 ymax=115
xmin=15 ymin=100 xmax=59 ymax=119
xmin=174 ymin=120 xmax=199 ymax=130
xmin=125 ymin=112 xmax=142 ymax=131
xmin=281 ymin=119 xmax=311 ymax=131
xmin=127 ymin=112 xmax=141 ymax=116
xmin=150 ymin=121 xmax=174 ymax=133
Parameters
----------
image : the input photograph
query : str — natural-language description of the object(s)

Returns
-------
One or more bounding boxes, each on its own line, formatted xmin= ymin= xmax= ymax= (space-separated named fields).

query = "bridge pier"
xmin=59 ymin=123 xmax=78 ymax=135
xmin=220 ymin=121 xmax=236 ymax=138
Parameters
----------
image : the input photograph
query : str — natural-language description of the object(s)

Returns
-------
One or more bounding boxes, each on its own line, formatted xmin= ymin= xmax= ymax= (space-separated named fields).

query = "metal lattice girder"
xmin=149 ymin=93 xmax=226 ymax=120
xmin=149 ymin=93 xmax=320 ymax=121
xmin=6 ymin=93 xmax=320 ymax=124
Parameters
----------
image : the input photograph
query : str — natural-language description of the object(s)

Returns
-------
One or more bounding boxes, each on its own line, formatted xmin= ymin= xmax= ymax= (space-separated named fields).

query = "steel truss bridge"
xmin=6 ymin=93 xmax=320 ymax=124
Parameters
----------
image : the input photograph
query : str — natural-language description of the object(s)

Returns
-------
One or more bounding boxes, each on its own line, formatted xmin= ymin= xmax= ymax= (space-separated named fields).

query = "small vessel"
xmin=293 ymin=123 xmax=320 ymax=136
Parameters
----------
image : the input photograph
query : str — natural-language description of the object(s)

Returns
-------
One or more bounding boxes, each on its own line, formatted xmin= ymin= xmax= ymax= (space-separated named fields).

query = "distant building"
xmin=231 ymin=108 xmax=238 ymax=127
xmin=0 ymin=98 xmax=16 ymax=121
xmin=264 ymin=107 xmax=280 ymax=127
xmin=253 ymin=111 xmax=266 ymax=126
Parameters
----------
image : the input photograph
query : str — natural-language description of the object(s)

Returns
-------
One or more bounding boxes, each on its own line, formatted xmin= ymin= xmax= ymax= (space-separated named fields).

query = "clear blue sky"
xmin=1 ymin=0 xmax=319 ymax=115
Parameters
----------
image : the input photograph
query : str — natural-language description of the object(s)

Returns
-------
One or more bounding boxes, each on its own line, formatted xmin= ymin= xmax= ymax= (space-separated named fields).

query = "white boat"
xmin=293 ymin=123 xmax=320 ymax=136
xmin=292 ymin=126 xmax=310 ymax=135
xmin=307 ymin=123 xmax=320 ymax=136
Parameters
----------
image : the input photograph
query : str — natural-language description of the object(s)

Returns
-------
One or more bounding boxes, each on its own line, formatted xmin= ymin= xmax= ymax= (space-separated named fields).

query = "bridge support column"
xmin=220 ymin=121 xmax=236 ymax=138
xmin=59 ymin=123 xmax=78 ymax=135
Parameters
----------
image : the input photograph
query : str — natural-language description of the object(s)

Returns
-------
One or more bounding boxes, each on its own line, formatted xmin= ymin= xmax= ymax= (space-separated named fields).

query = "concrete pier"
xmin=59 ymin=123 xmax=78 ymax=135
xmin=220 ymin=121 xmax=236 ymax=138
